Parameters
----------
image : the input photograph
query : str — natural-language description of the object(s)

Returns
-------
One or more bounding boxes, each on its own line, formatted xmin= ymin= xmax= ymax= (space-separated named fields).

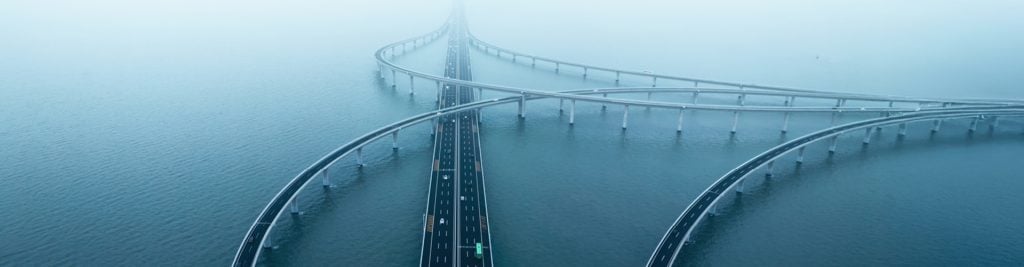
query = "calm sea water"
xmin=2 ymin=1 xmax=1022 ymax=266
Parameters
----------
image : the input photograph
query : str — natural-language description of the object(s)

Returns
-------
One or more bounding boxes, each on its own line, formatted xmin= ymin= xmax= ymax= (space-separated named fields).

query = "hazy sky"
xmin=467 ymin=0 xmax=1024 ymax=98
xmin=3 ymin=0 xmax=1022 ymax=98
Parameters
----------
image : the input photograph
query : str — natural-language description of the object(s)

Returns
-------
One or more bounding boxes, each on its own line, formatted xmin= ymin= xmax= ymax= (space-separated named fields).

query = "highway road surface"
xmin=421 ymin=15 xmax=493 ymax=267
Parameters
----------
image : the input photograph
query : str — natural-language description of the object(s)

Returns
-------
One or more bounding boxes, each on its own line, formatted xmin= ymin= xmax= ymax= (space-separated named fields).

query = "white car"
xmin=443 ymin=175 xmax=449 ymax=180
xmin=440 ymin=218 xmax=446 ymax=225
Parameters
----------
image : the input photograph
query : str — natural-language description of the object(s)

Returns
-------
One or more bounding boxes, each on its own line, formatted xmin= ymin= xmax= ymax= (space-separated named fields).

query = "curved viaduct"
xmin=234 ymin=7 xmax=1021 ymax=267
xmin=646 ymin=106 xmax=1024 ymax=267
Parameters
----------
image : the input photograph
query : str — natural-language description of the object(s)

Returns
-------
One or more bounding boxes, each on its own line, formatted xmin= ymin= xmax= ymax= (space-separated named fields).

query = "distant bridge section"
xmin=465 ymin=33 xmax=1023 ymax=106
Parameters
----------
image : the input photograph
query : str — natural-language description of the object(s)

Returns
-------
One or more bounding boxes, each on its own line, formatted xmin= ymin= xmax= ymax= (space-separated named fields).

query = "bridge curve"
xmin=646 ymin=106 xmax=1024 ymax=267
xmin=378 ymin=45 xmax=1004 ymax=114
xmin=231 ymin=85 xmax=726 ymax=266
xmin=233 ymin=11 xmax=1022 ymax=267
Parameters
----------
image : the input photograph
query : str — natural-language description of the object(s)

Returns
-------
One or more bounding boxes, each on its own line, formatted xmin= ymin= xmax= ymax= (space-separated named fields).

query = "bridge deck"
xmin=421 ymin=13 xmax=493 ymax=267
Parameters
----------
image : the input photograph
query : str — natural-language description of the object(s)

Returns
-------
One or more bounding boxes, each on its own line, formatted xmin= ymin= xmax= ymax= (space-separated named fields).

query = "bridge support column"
xmin=478 ymin=88 xmax=483 ymax=98
xmin=738 ymin=94 xmax=746 ymax=106
xmin=431 ymin=118 xmax=437 ymax=137
xmin=392 ymin=130 xmax=399 ymax=150
xmin=782 ymin=97 xmax=795 ymax=133
xmin=602 ymin=93 xmax=607 ymax=109
xmin=828 ymin=136 xmax=839 ymax=154
xmin=569 ymin=100 xmax=576 ymax=125
xmin=289 ymin=200 xmax=299 ymax=214
xmin=931 ymin=119 xmax=943 ymax=132
xmin=436 ymin=81 xmax=441 ymax=104
xmin=692 ymin=92 xmax=700 ymax=104
xmin=862 ymin=127 xmax=873 ymax=144
xmin=512 ymin=54 xmax=517 ymax=62
xmin=518 ymin=93 xmax=526 ymax=119
xmin=531 ymin=58 xmax=536 ymax=68
xmin=555 ymin=63 xmax=560 ymax=73
xmin=969 ymin=116 xmax=979 ymax=132
xmin=321 ymin=169 xmax=330 ymax=187
xmin=409 ymin=75 xmax=415 ymax=95
xmin=736 ymin=177 xmax=746 ymax=193
xmin=356 ymin=148 xmax=365 ymax=167
xmin=647 ymin=92 xmax=652 ymax=100
xmin=898 ymin=123 xmax=908 ymax=136
xmin=831 ymin=112 xmax=839 ymax=126
xmin=888 ymin=101 xmax=895 ymax=108
xmin=559 ymin=99 xmax=564 ymax=112
xmin=990 ymin=116 xmax=1000 ymax=130
xmin=766 ymin=161 xmax=775 ymax=177
xmin=622 ymin=105 xmax=629 ymax=129
xmin=652 ymin=76 xmax=658 ymax=87
xmin=782 ymin=113 xmax=791 ymax=133
xmin=377 ymin=64 xmax=384 ymax=79
xmin=796 ymin=147 xmax=806 ymax=164
xmin=677 ymin=109 xmax=685 ymax=132
xmin=731 ymin=112 xmax=740 ymax=134
xmin=615 ymin=71 xmax=620 ymax=85
xmin=391 ymin=69 xmax=397 ymax=88
xmin=583 ymin=67 xmax=588 ymax=78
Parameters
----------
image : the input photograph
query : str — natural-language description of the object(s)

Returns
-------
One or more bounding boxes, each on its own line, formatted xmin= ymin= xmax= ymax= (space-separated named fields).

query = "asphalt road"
xmin=421 ymin=18 xmax=492 ymax=267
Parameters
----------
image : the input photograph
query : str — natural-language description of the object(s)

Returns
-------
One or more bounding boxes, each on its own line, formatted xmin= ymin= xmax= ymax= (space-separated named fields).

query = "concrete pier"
xmin=356 ymin=148 xmax=365 ymax=167
xmin=731 ymin=112 xmax=740 ymax=134
xmin=676 ymin=109 xmax=685 ymax=132
xmin=392 ymin=131 xmax=399 ymax=150
xmin=569 ymin=100 xmax=576 ymax=125
xmin=622 ymin=105 xmax=629 ymax=129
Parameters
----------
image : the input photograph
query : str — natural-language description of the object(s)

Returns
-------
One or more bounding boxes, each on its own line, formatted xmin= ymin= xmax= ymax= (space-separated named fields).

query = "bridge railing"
xmin=231 ymin=86 xmax=661 ymax=266
xmin=374 ymin=22 xmax=1017 ymax=123
xmin=236 ymin=11 xmax=1022 ymax=267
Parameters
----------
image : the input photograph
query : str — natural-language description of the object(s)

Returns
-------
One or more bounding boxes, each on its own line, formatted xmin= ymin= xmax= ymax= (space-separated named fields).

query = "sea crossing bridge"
xmin=420 ymin=10 xmax=494 ymax=267
xmin=644 ymin=106 xmax=1024 ymax=267
xmin=233 ymin=5 xmax=1023 ymax=267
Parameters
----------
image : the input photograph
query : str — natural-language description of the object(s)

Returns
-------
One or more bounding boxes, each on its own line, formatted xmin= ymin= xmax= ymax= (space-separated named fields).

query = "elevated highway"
xmin=234 ymin=6 xmax=1022 ymax=267
xmin=646 ymin=106 xmax=1024 ymax=267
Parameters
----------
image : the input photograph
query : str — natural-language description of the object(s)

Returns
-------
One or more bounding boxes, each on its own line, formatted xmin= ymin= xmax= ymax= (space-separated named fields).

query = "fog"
xmin=4 ymin=0 xmax=1022 ymax=99
xmin=1 ymin=1 xmax=1023 ymax=266
xmin=467 ymin=0 xmax=1024 ymax=98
